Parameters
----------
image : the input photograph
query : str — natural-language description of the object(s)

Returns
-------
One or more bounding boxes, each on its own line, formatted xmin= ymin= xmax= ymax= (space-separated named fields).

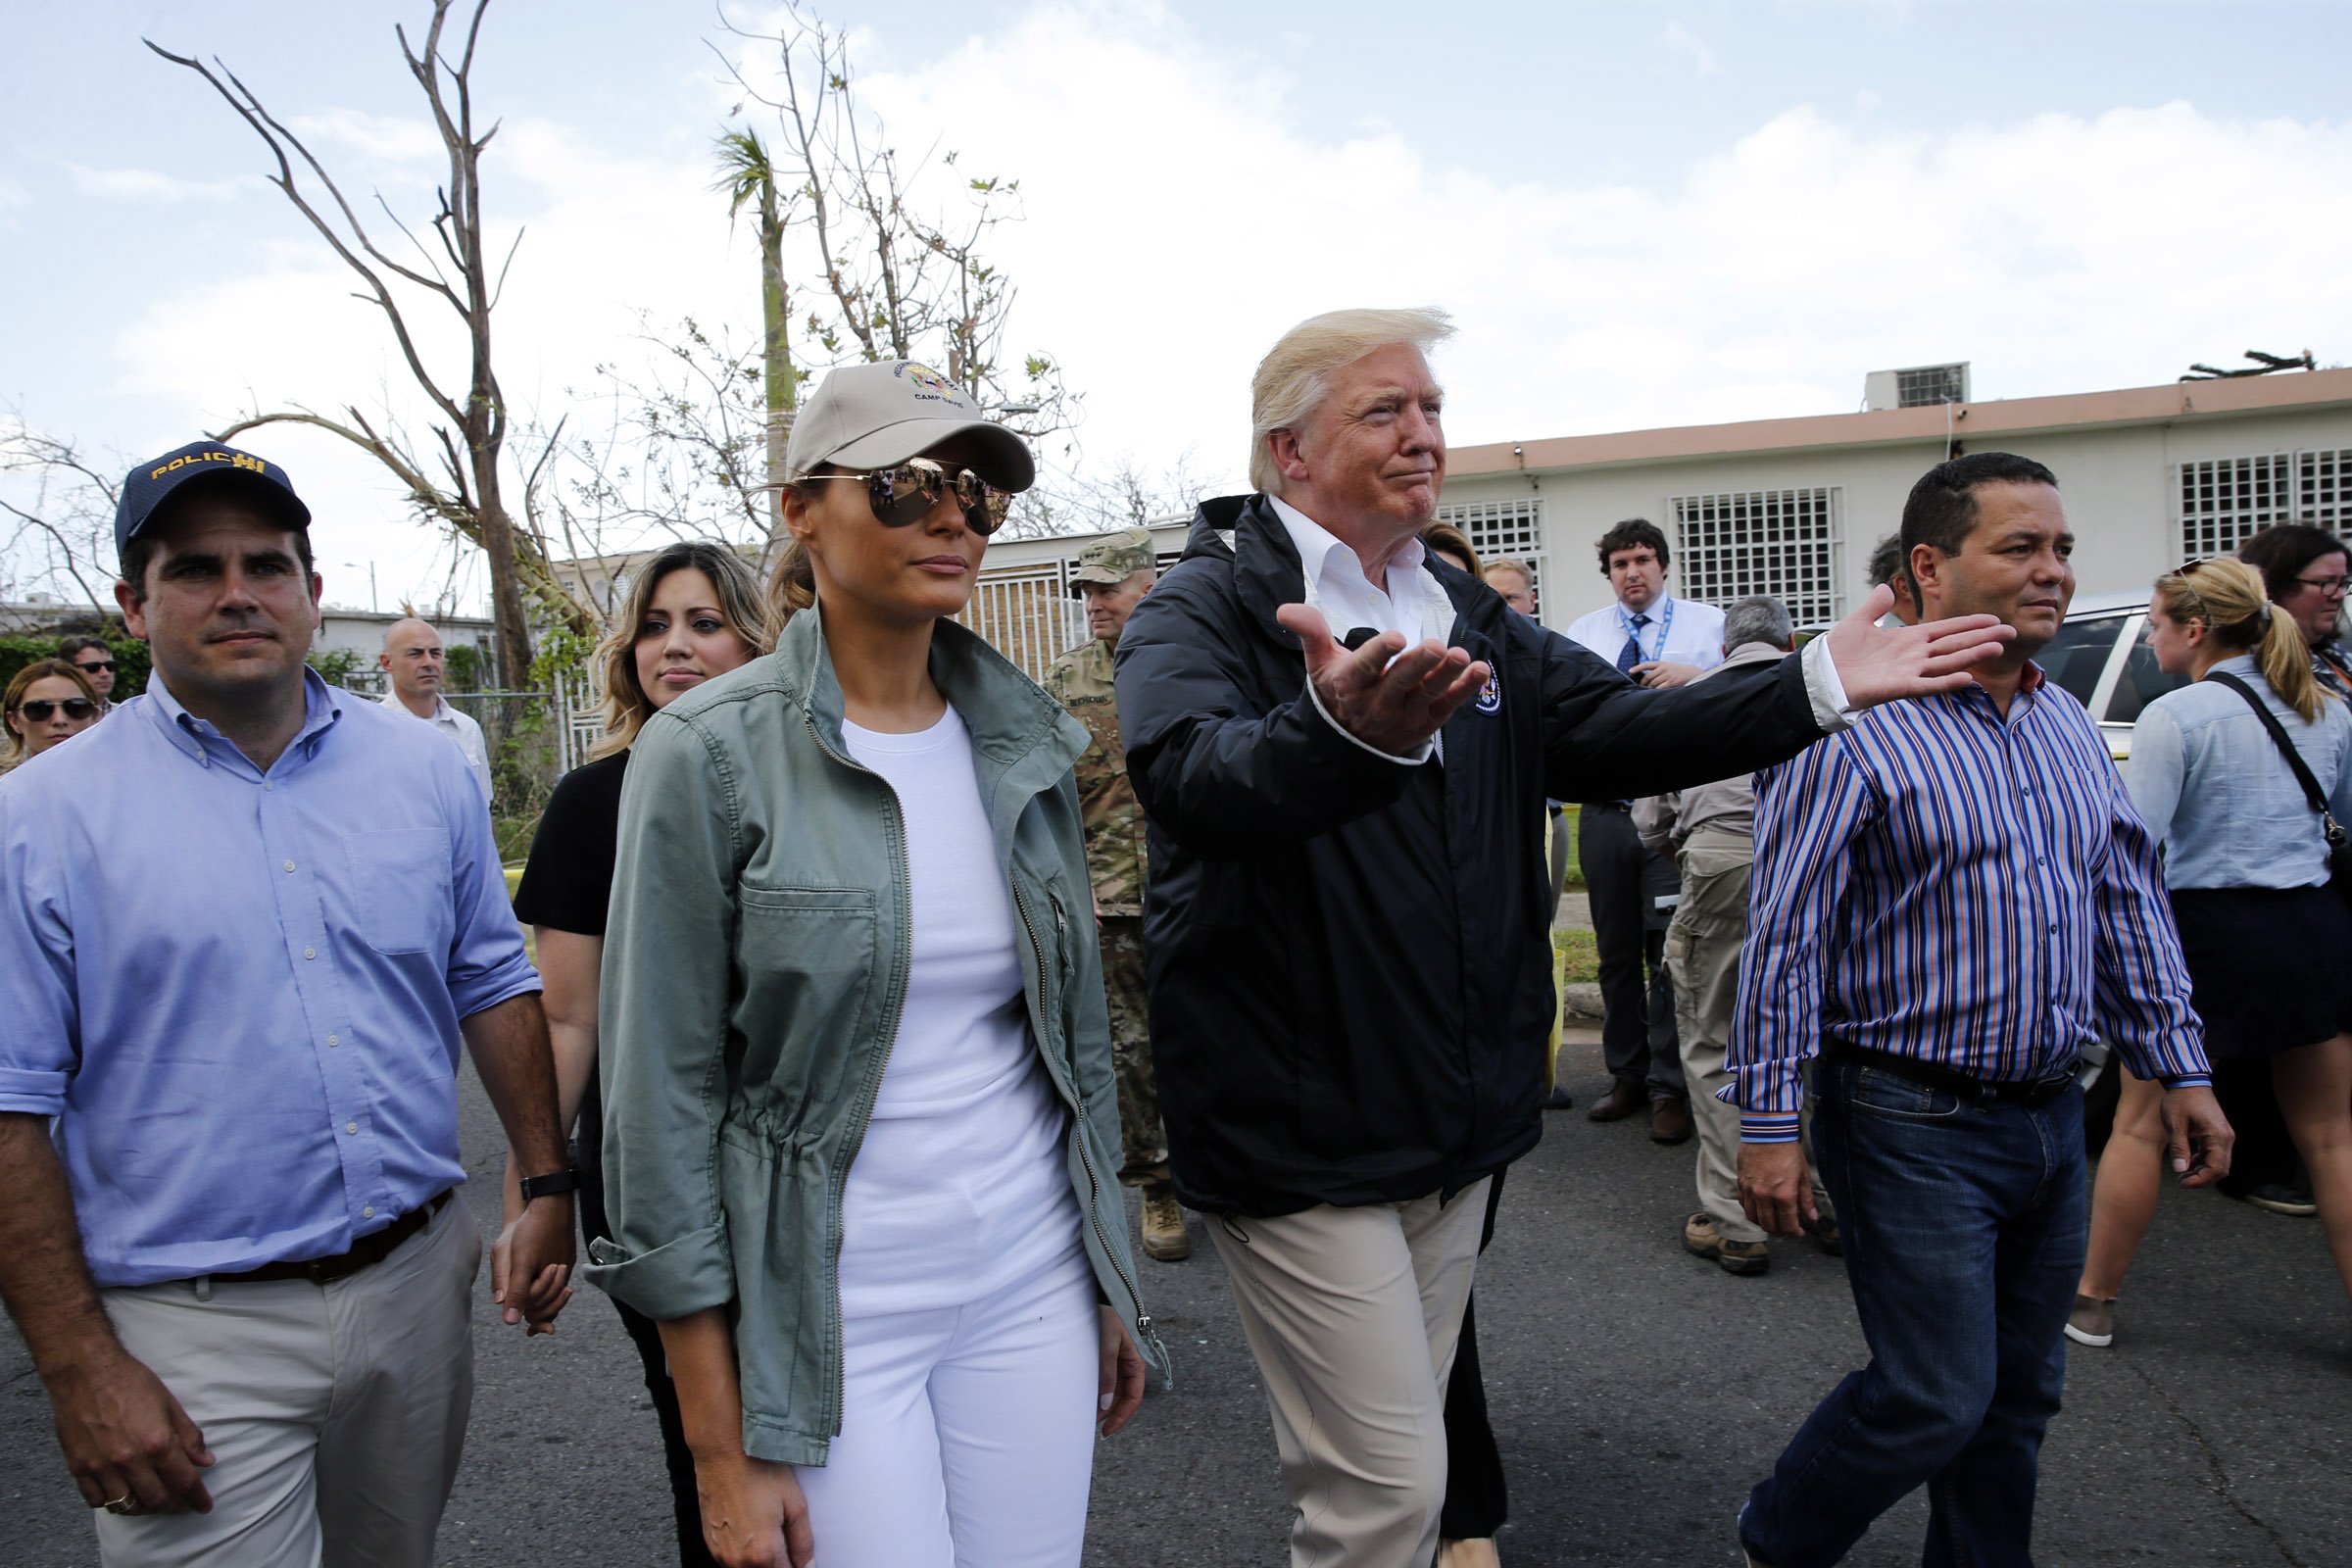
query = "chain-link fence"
xmin=338 ymin=670 xmax=596 ymax=861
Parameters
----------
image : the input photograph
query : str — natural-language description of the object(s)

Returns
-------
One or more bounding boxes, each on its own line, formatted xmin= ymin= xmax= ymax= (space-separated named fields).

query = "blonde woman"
xmin=502 ymin=540 xmax=773 ymax=1567
xmin=2 ymin=659 xmax=102 ymax=771
xmin=586 ymin=365 xmax=1159 ymax=1568
xmin=2070 ymin=558 xmax=2352 ymax=1347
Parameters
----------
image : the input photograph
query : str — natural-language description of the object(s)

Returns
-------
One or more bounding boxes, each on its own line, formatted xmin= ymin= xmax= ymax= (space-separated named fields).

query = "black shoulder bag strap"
xmin=2206 ymin=671 xmax=2352 ymax=905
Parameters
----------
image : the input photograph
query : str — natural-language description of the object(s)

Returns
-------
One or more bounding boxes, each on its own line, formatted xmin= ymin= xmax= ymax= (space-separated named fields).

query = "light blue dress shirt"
xmin=2127 ymin=654 xmax=2352 ymax=891
xmin=0 ymin=669 xmax=539 ymax=1288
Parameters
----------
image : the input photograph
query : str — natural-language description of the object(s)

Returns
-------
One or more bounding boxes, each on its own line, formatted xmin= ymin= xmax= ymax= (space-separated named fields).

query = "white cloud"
xmin=1661 ymin=21 xmax=1722 ymax=76
xmin=67 ymin=164 xmax=248 ymax=202
xmin=76 ymin=2 xmax=2352 ymax=610
xmin=284 ymin=109 xmax=451 ymax=171
xmin=844 ymin=11 xmax=2352 ymax=483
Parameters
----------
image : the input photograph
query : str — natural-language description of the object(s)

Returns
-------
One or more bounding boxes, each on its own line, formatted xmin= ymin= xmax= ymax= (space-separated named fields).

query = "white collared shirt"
xmin=1270 ymin=495 xmax=1460 ymax=763
xmin=379 ymin=689 xmax=494 ymax=808
xmin=1564 ymin=593 xmax=1728 ymax=672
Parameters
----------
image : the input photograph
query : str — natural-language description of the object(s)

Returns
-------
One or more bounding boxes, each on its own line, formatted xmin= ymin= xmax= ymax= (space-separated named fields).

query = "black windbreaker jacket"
xmin=1113 ymin=494 xmax=1832 ymax=1216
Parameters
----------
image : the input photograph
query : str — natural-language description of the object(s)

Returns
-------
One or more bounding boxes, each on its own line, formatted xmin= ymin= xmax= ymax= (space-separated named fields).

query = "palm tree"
xmin=713 ymin=127 xmax=796 ymax=554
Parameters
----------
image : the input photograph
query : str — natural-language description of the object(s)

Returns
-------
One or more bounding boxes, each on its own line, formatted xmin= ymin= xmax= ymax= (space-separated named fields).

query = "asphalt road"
xmin=6 ymin=1035 xmax=2347 ymax=1566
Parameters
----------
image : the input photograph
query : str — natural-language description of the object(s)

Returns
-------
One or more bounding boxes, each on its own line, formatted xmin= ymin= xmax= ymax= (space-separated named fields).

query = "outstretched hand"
xmin=1820 ymin=584 xmax=2015 ymax=710
xmin=1275 ymin=603 xmax=1491 ymax=757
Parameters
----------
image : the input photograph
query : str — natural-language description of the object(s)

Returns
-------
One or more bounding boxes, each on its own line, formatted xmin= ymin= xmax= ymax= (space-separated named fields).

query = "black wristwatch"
xmin=518 ymin=1167 xmax=582 ymax=1201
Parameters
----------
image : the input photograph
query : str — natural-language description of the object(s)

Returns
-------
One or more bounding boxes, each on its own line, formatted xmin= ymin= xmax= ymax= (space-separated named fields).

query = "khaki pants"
xmin=1669 ymin=832 xmax=1830 ymax=1245
xmin=1208 ymin=1179 xmax=1491 ymax=1568
xmin=93 ymin=1194 xmax=482 ymax=1568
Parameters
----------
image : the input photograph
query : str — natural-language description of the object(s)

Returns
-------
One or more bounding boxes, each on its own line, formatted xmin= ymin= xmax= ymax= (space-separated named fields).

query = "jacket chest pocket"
xmin=345 ymin=828 xmax=450 ymax=956
xmin=735 ymin=887 xmax=881 ymax=1093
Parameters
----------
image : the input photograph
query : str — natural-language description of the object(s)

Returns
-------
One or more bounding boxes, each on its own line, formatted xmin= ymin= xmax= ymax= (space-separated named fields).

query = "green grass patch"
xmin=1554 ymin=803 xmax=1585 ymax=892
xmin=1551 ymin=925 xmax=1599 ymax=986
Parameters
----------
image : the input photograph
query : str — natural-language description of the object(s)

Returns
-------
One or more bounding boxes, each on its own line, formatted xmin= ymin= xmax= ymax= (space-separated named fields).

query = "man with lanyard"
xmin=1042 ymin=526 xmax=1192 ymax=1262
xmin=0 ymin=440 xmax=574 ymax=1566
xmin=1729 ymin=452 xmax=2233 ymax=1568
xmin=1565 ymin=519 xmax=1726 ymax=1142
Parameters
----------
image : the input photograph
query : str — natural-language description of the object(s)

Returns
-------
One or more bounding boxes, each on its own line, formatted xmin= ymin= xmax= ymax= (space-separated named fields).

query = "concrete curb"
xmin=1562 ymin=982 xmax=1605 ymax=1023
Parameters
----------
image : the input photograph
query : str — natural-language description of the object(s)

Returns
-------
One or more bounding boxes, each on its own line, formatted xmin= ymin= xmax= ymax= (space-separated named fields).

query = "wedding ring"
xmin=102 ymin=1494 xmax=137 ymax=1514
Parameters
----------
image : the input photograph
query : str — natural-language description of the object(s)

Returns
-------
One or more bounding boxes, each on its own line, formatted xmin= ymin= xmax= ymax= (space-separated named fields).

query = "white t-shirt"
xmin=836 ymin=705 xmax=1082 ymax=1316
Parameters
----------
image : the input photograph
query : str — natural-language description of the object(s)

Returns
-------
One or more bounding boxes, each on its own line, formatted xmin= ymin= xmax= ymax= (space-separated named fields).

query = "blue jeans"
xmin=1740 ymin=1060 xmax=2086 ymax=1568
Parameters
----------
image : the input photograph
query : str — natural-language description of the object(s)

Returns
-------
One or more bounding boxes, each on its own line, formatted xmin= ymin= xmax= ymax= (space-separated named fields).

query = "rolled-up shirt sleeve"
xmin=442 ymin=754 xmax=541 ymax=1019
xmin=580 ymin=710 xmax=741 ymax=1322
xmin=1726 ymin=737 xmax=1873 ymax=1141
xmin=0 ymin=789 xmax=75 ymax=1115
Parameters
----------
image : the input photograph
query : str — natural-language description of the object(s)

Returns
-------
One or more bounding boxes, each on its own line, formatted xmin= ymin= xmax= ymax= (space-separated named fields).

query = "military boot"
xmin=1141 ymin=1182 xmax=1192 ymax=1261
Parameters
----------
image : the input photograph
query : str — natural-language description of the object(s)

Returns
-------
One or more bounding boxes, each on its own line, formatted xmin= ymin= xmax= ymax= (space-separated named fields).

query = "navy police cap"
xmin=116 ymin=440 xmax=312 ymax=554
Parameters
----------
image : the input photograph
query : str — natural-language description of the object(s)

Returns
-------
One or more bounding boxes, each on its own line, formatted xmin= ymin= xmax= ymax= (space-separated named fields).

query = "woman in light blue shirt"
xmin=2072 ymin=558 xmax=2352 ymax=1348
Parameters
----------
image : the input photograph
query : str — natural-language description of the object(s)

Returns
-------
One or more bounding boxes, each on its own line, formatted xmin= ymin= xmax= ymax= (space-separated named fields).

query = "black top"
xmin=514 ymin=751 xmax=630 ymax=936
xmin=1113 ymin=493 xmax=1829 ymax=1216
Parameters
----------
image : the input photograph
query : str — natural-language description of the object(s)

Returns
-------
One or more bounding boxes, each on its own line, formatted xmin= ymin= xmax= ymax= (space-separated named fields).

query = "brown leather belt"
xmin=207 ymin=1192 xmax=452 ymax=1286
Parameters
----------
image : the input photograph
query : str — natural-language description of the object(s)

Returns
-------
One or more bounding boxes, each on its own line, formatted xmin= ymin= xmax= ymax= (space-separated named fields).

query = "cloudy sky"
xmin=7 ymin=0 xmax=2349 ymax=616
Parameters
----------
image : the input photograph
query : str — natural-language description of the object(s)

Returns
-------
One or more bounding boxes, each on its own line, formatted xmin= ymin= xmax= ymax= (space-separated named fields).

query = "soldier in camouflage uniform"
xmin=1043 ymin=527 xmax=1190 ymax=1261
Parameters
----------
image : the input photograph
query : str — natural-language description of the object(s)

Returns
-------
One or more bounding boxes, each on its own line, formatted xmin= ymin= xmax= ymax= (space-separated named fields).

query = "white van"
xmin=2034 ymin=589 xmax=2184 ymax=765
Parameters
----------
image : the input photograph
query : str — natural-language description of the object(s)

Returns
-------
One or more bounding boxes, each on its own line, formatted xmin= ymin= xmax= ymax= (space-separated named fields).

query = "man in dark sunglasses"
xmin=57 ymin=634 xmax=119 ymax=707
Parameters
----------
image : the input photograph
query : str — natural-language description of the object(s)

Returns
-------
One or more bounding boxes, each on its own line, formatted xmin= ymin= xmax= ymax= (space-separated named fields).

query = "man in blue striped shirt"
xmin=1727 ymin=452 xmax=2232 ymax=1568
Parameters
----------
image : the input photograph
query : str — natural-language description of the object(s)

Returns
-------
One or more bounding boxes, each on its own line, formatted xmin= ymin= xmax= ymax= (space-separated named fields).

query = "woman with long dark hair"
xmin=499 ymin=540 xmax=774 ymax=1565
xmin=2070 ymin=557 xmax=2352 ymax=1346
xmin=584 ymin=364 xmax=1159 ymax=1568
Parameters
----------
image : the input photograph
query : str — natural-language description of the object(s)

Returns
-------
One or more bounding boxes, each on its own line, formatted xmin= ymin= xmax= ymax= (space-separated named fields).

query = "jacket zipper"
xmin=1012 ymin=875 xmax=1169 ymax=1382
xmin=803 ymin=710 xmax=913 ymax=1439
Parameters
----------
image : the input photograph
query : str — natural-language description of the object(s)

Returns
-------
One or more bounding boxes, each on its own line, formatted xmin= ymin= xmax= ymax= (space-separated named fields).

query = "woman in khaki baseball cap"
xmin=591 ymin=362 xmax=1163 ymax=1568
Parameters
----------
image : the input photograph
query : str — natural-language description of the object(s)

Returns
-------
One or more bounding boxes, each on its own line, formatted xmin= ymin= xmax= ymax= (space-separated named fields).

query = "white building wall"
xmin=1442 ymin=402 xmax=2352 ymax=629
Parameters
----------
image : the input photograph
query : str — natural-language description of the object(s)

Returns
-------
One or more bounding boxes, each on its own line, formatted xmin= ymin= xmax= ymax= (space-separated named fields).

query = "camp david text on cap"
xmin=785 ymin=360 xmax=1035 ymax=493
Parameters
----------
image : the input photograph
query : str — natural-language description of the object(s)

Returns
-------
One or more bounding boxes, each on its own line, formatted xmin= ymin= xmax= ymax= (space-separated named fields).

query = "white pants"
xmin=1207 ymin=1180 xmax=1492 ymax=1568
xmin=93 ymin=1194 xmax=481 ymax=1568
xmin=796 ymin=1250 xmax=1102 ymax=1567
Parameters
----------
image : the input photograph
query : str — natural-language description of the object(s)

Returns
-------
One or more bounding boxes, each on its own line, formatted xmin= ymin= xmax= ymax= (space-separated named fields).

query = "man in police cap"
xmin=0 ymin=440 xmax=573 ymax=1566
xmin=1042 ymin=527 xmax=1188 ymax=1261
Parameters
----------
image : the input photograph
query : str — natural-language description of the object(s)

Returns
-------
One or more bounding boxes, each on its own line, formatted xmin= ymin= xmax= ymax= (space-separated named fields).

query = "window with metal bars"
xmin=1896 ymin=364 xmax=1968 ymax=408
xmin=1435 ymin=497 xmax=1548 ymax=618
xmin=2297 ymin=448 xmax=2351 ymax=530
xmin=2176 ymin=452 xmax=2350 ymax=558
xmin=1669 ymin=487 xmax=1842 ymax=626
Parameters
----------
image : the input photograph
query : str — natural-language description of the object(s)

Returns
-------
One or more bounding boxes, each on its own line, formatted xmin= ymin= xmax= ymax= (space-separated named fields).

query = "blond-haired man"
xmin=1113 ymin=308 xmax=2018 ymax=1566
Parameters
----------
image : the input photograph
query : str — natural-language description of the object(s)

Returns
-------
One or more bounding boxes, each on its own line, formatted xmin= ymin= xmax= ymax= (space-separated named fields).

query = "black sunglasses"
xmin=15 ymin=698 xmax=98 ymax=722
xmin=802 ymin=458 xmax=1013 ymax=536
xmin=74 ymin=659 xmax=116 ymax=673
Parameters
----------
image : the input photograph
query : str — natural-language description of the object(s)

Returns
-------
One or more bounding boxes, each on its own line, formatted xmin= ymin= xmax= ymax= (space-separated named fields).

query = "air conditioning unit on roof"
xmin=1865 ymin=362 xmax=1970 ymax=412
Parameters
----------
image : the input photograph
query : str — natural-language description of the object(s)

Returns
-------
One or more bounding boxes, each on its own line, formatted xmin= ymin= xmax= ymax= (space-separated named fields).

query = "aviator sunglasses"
xmin=14 ymin=698 xmax=98 ymax=722
xmin=800 ymin=457 xmax=1013 ymax=536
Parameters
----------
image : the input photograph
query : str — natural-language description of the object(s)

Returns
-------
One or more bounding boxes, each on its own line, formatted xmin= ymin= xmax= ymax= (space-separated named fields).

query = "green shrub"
xmin=0 ymin=633 xmax=150 ymax=699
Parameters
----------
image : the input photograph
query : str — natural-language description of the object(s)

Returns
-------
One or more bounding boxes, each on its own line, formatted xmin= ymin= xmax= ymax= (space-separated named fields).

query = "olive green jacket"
xmin=581 ymin=607 xmax=1166 ymax=1466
